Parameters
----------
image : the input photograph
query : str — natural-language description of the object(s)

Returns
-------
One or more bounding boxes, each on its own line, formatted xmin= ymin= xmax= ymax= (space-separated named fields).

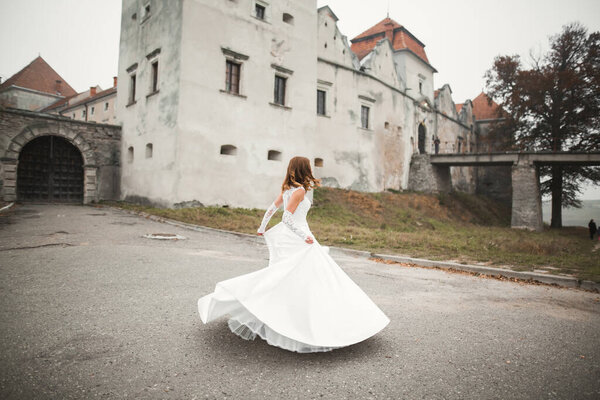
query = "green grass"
xmin=100 ymin=188 xmax=600 ymax=282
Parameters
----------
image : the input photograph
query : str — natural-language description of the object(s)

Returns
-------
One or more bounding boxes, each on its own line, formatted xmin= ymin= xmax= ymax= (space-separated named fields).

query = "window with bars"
xmin=274 ymin=75 xmax=286 ymax=106
xmin=225 ymin=60 xmax=241 ymax=94
xmin=317 ymin=90 xmax=326 ymax=115
xmin=361 ymin=105 xmax=370 ymax=129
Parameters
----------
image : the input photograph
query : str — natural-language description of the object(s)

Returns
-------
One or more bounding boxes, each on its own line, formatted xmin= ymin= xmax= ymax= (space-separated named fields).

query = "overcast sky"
xmin=0 ymin=0 xmax=599 ymax=199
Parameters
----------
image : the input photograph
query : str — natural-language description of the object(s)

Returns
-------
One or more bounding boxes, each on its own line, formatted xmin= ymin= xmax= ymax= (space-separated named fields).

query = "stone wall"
xmin=0 ymin=108 xmax=121 ymax=203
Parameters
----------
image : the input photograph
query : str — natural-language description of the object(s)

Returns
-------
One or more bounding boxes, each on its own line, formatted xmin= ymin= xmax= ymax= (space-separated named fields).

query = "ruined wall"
xmin=0 ymin=108 xmax=121 ymax=202
xmin=434 ymin=84 xmax=476 ymax=193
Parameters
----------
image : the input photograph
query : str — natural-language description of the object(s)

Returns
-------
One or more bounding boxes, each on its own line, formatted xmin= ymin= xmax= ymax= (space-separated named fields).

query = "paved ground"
xmin=0 ymin=204 xmax=599 ymax=400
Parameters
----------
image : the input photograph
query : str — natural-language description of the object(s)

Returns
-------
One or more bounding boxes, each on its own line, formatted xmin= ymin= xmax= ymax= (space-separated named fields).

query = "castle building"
xmin=117 ymin=0 xmax=481 ymax=208
xmin=43 ymin=78 xmax=118 ymax=125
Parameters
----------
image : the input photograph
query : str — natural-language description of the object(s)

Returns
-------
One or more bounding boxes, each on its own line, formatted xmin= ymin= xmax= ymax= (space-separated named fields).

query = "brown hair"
xmin=281 ymin=156 xmax=321 ymax=192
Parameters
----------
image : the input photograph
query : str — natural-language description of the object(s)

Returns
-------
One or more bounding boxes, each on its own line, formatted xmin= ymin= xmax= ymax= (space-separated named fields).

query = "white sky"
xmin=0 ymin=0 xmax=599 ymax=199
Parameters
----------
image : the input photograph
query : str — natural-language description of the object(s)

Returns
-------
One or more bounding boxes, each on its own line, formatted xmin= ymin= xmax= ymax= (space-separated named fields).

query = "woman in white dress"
xmin=198 ymin=156 xmax=389 ymax=353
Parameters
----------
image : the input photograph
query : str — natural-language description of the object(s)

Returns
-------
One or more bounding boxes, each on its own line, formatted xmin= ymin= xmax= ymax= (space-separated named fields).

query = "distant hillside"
xmin=542 ymin=200 xmax=600 ymax=227
xmin=311 ymin=188 xmax=511 ymax=230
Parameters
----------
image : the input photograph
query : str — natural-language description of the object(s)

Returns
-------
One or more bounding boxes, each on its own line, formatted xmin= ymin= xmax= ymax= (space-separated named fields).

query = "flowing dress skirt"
xmin=197 ymin=222 xmax=389 ymax=353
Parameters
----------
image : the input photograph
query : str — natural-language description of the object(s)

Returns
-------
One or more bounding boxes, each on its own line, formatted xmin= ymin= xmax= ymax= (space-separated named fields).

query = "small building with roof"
xmin=0 ymin=56 xmax=77 ymax=111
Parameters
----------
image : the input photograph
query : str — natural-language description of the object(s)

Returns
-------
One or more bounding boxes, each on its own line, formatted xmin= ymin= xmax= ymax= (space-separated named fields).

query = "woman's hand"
xmin=305 ymin=236 xmax=314 ymax=244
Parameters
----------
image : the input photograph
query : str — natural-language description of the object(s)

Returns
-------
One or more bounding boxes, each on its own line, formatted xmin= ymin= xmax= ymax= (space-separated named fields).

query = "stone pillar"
xmin=83 ymin=166 xmax=98 ymax=204
xmin=1 ymin=160 xmax=18 ymax=202
xmin=408 ymin=154 xmax=451 ymax=193
xmin=511 ymin=162 xmax=543 ymax=231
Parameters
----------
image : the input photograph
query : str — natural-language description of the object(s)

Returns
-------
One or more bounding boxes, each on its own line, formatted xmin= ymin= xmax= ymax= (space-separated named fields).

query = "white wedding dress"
xmin=197 ymin=186 xmax=390 ymax=353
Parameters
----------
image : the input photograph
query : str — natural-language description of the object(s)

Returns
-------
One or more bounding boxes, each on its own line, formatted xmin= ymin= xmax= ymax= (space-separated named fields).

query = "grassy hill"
xmin=102 ymin=188 xmax=600 ymax=282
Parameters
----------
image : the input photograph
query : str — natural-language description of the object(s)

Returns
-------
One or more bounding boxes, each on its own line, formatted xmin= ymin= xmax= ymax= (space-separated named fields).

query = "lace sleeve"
xmin=257 ymin=202 xmax=279 ymax=234
xmin=282 ymin=210 xmax=309 ymax=241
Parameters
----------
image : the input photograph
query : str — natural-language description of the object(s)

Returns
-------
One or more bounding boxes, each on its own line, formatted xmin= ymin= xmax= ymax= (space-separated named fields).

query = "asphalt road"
xmin=0 ymin=204 xmax=599 ymax=399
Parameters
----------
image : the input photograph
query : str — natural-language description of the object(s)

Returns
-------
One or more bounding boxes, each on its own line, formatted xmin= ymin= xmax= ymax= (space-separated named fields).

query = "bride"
xmin=198 ymin=156 xmax=389 ymax=353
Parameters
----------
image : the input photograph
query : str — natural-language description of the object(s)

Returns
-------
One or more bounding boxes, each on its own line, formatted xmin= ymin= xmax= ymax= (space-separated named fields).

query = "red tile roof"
xmin=0 ymin=56 xmax=76 ymax=97
xmin=434 ymin=89 xmax=440 ymax=99
xmin=350 ymin=17 xmax=432 ymax=68
xmin=472 ymin=92 xmax=503 ymax=120
xmin=455 ymin=103 xmax=463 ymax=113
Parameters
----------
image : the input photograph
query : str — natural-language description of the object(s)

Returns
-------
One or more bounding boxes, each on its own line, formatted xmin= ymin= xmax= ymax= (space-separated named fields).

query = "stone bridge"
xmin=408 ymin=152 xmax=600 ymax=231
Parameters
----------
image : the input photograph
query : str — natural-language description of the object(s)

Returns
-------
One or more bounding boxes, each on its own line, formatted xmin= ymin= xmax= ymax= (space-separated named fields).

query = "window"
xmin=151 ymin=61 xmax=159 ymax=93
xmin=72 ymin=113 xmax=75 ymax=119
xmin=129 ymin=74 xmax=136 ymax=104
xmin=317 ymin=90 xmax=326 ymax=115
xmin=82 ymin=109 xmax=86 ymax=118
xmin=142 ymin=3 xmax=151 ymax=20
xmin=267 ymin=150 xmax=282 ymax=161
xmin=220 ymin=145 xmax=237 ymax=156
xmin=314 ymin=158 xmax=323 ymax=167
xmin=283 ymin=13 xmax=293 ymax=24
xmin=90 ymin=106 xmax=95 ymax=115
xmin=255 ymin=3 xmax=265 ymax=19
xmin=145 ymin=143 xmax=153 ymax=158
xmin=104 ymin=102 xmax=109 ymax=111
xmin=419 ymin=81 xmax=423 ymax=94
xmin=127 ymin=146 xmax=134 ymax=163
xmin=274 ymin=76 xmax=286 ymax=106
xmin=361 ymin=105 xmax=370 ymax=129
xmin=225 ymin=60 xmax=240 ymax=94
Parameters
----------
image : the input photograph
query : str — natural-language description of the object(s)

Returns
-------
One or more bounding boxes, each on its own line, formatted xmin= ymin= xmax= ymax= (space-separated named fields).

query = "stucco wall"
xmin=0 ymin=87 xmax=63 ymax=111
xmin=118 ymin=0 xmax=184 ymax=206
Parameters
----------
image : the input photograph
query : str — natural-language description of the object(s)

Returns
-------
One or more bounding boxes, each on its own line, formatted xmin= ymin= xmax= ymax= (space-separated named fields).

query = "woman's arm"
xmin=283 ymin=188 xmax=314 ymax=244
xmin=257 ymin=192 xmax=283 ymax=235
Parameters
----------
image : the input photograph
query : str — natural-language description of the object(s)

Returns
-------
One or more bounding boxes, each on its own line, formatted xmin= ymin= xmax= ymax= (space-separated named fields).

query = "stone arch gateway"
xmin=17 ymin=136 xmax=84 ymax=203
xmin=0 ymin=109 xmax=121 ymax=204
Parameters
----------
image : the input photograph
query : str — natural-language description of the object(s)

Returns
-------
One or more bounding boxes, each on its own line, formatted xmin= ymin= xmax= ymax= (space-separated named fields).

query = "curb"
xmin=100 ymin=205 xmax=599 ymax=292
xmin=371 ymin=253 xmax=600 ymax=292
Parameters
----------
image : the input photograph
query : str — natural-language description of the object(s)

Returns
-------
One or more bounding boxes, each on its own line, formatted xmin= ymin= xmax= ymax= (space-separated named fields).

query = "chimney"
xmin=55 ymin=79 xmax=63 ymax=95
xmin=113 ymin=76 xmax=118 ymax=87
xmin=90 ymin=86 xmax=97 ymax=96
xmin=384 ymin=21 xmax=395 ymax=43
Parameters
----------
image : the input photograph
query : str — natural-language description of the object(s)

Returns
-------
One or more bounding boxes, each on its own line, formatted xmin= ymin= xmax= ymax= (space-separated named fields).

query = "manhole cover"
xmin=143 ymin=233 xmax=187 ymax=240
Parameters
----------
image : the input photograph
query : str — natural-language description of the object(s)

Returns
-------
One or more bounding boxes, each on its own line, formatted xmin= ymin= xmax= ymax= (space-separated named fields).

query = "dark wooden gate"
xmin=17 ymin=136 xmax=84 ymax=203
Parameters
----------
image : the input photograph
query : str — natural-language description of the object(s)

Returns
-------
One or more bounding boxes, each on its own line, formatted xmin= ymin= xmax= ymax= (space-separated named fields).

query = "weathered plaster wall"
xmin=118 ymin=0 xmax=184 ymax=206
xmin=0 ymin=87 xmax=63 ymax=111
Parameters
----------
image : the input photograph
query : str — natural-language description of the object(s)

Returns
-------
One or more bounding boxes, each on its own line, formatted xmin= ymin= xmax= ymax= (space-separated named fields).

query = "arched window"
xmin=220 ymin=144 xmax=237 ymax=156
xmin=418 ymin=124 xmax=426 ymax=154
xmin=267 ymin=150 xmax=282 ymax=161
xmin=145 ymin=143 xmax=153 ymax=158
xmin=127 ymin=146 xmax=134 ymax=163
xmin=314 ymin=158 xmax=323 ymax=167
